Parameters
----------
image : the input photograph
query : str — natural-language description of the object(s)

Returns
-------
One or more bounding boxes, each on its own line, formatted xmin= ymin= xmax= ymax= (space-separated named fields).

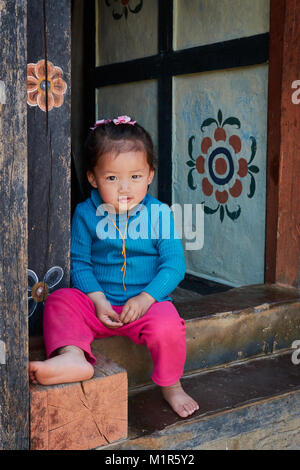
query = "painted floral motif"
xmin=28 ymin=266 xmax=64 ymax=318
xmin=105 ymin=0 xmax=143 ymax=20
xmin=27 ymin=59 xmax=67 ymax=112
xmin=186 ymin=110 xmax=259 ymax=222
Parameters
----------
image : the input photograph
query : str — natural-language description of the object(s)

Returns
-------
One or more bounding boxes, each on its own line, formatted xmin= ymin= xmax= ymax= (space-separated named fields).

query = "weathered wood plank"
xmin=0 ymin=0 xmax=29 ymax=450
xmin=105 ymin=353 xmax=300 ymax=450
xmin=275 ymin=0 xmax=300 ymax=288
xmin=266 ymin=0 xmax=300 ymax=288
xmin=265 ymin=0 xmax=285 ymax=284
xmin=27 ymin=0 xmax=71 ymax=334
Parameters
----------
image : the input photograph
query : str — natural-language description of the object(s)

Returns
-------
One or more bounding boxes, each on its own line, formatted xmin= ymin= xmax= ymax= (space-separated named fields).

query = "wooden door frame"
xmin=27 ymin=0 xmax=71 ymax=335
xmin=4 ymin=0 xmax=299 ymax=452
xmin=0 ymin=1 xmax=29 ymax=449
xmin=0 ymin=0 xmax=72 ymax=449
xmin=265 ymin=0 xmax=300 ymax=288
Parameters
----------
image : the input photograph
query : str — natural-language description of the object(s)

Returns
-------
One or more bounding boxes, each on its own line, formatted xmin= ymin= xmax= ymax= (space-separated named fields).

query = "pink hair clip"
xmin=113 ymin=115 xmax=136 ymax=126
xmin=90 ymin=119 xmax=111 ymax=130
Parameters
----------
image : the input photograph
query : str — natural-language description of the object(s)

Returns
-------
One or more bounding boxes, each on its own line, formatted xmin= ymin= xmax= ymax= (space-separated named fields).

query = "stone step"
xmin=97 ymin=351 xmax=300 ymax=450
xmin=91 ymin=283 xmax=300 ymax=388
xmin=30 ymin=351 xmax=128 ymax=450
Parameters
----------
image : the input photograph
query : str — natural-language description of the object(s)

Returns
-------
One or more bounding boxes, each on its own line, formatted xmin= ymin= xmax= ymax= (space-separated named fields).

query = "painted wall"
xmin=173 ymin=65 xmax=268 ymax=286
xmin=96 ymin=0 xmax=158 ymax=66
xmin=174 ymin=0 xmax=270 ymax=50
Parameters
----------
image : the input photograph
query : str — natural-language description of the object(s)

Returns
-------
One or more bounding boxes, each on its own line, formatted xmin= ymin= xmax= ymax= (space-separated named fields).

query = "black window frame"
xmin=85 ymin=0 xmax=268 ymax=207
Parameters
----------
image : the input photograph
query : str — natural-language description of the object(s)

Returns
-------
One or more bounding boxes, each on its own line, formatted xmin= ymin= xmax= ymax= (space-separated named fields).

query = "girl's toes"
xmin=186 ymin=404 xmax=196 ymax=416
xmin=185 ymin=400 xmax=199 ymax=416
xmin=178 ymin=406 xmax=190 ymax=418
xmin=192 ymin=400 xmax=199 ymax=412
xmin=29 ymin=373 xmax=37 ymax=384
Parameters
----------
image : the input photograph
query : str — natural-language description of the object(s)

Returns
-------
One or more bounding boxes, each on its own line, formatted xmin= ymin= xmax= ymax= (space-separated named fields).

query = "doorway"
xmin=72 ymin=0 xmax=270 ymax=293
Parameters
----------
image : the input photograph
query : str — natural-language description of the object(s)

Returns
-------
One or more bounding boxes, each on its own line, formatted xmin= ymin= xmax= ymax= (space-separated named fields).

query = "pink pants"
xmin=43 ymin=288 xmax=186 ymax=387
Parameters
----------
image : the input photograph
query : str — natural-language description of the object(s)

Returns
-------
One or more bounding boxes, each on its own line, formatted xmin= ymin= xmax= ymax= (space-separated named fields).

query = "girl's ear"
xmin=148 ymin=169 xmax=155 ymax=185
xmin=87 ymin=170 xmax=97 ymax=188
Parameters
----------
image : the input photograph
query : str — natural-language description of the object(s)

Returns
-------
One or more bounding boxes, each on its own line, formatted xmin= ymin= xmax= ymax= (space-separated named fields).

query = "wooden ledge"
xmin=173 ymin=283 xmax=300 ymax=320
xmin=29 ymin=283 xmax=300 ymax=390
xmin=104 ymin=352 xmax=300 ymax=450
xmin=29 ymin=284 xmax=300 ymax=351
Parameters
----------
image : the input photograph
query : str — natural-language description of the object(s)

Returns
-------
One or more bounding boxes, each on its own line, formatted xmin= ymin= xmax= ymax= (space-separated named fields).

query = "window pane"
xmin=174 ymin=0 xmax=270 ymax=51
xmin=172 ymin=64 xmax=268 ymax=286
xmin=96 ymin=0 xmax=158 ymax=66
xmin=96 ymin=80 xmax=158 ymax=197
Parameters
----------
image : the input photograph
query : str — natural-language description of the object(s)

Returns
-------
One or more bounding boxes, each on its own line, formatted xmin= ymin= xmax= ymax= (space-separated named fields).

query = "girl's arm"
xmin=71 ymin=205 xmax=123 ymax=329
xmin=70 ymin=204 xmax=105 ymax=294
xmin=120 ymin=206 xmax=185 ymax=324
xmin=142 ymin=204 xmax=186 ymax=302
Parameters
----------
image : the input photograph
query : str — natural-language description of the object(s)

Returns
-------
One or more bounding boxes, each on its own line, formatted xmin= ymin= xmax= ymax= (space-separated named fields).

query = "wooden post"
xmin=266 ymin=0 xmax=300 ymax=288
xmin=27 ymin=0 xmax=71 ymax=334
xmin=0 ymin=1 xmax=29 ymax=449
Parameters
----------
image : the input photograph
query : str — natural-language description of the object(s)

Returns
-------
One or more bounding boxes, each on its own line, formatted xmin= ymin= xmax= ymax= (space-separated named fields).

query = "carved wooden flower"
xmin=28 ymin=266 xmax=64 ymax=318
xmin=27 ymin=59 xmax=67 ymax=112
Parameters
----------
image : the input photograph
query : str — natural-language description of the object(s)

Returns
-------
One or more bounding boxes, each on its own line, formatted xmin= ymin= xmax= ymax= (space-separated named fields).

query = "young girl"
xmin=29 ymin=116 xmax=199 ymax=418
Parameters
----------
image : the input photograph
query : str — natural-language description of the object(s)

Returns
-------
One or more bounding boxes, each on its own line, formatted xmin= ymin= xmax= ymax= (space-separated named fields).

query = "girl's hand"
xmin=120 ymin=292 xmax=156 ymax=324
xmin=97 ymin=308 xmax=124 ymax=329
xmin=87 ymin=291 xmax=123 ymax=329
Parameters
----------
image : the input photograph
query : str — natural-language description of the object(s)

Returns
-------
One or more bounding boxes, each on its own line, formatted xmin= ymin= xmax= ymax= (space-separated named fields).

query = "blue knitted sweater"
xmin=70 ymin=189 xmax=186 ymax=305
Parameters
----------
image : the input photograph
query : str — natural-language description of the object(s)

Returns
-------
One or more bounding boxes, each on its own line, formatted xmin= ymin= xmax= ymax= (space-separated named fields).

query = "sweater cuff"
xmin=143 ymin=272 xmax=175 ymax=302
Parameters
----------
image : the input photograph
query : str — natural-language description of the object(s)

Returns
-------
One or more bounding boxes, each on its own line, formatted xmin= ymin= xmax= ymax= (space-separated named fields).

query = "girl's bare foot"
xmin=161 ymin=381 xmax=199 ymax=418
xmin=29 ymin=345 xmax=94 ymax=385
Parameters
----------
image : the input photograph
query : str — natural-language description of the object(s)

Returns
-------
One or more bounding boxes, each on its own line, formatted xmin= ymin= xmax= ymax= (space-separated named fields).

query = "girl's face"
xmin=87 ymin=149 xmax=154 ymax=213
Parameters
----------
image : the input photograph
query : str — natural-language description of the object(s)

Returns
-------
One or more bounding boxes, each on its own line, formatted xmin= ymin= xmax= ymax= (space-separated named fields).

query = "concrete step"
xmin=97 ymin=351 xmax=300 ymax=450
xmin=91 ymin=283 xmax=300 ymax=388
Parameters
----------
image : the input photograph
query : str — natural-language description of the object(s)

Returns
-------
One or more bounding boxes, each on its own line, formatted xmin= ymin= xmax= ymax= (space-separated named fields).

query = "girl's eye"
xmin=132 ymin=175 xmax=141 ymax=179
xmin=107 ymin=176 xmax=116 ymax=181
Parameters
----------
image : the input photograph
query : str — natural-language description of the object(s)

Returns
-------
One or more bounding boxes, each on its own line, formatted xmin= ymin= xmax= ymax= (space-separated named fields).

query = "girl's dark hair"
xmin=84 ymin=121 xmax=156 ymax=173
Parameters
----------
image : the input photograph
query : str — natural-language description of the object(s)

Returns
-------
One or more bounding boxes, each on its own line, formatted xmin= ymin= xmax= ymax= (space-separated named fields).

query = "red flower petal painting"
xmin=186 ymin=110 xmax=259 ymax=222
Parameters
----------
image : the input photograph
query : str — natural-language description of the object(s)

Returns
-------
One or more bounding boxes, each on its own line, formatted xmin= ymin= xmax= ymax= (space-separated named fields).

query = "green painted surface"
xmin=96 ymin=0 xmax=158 ymax=66
xmin=174 ymin=0 xmax=270 ymax=51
